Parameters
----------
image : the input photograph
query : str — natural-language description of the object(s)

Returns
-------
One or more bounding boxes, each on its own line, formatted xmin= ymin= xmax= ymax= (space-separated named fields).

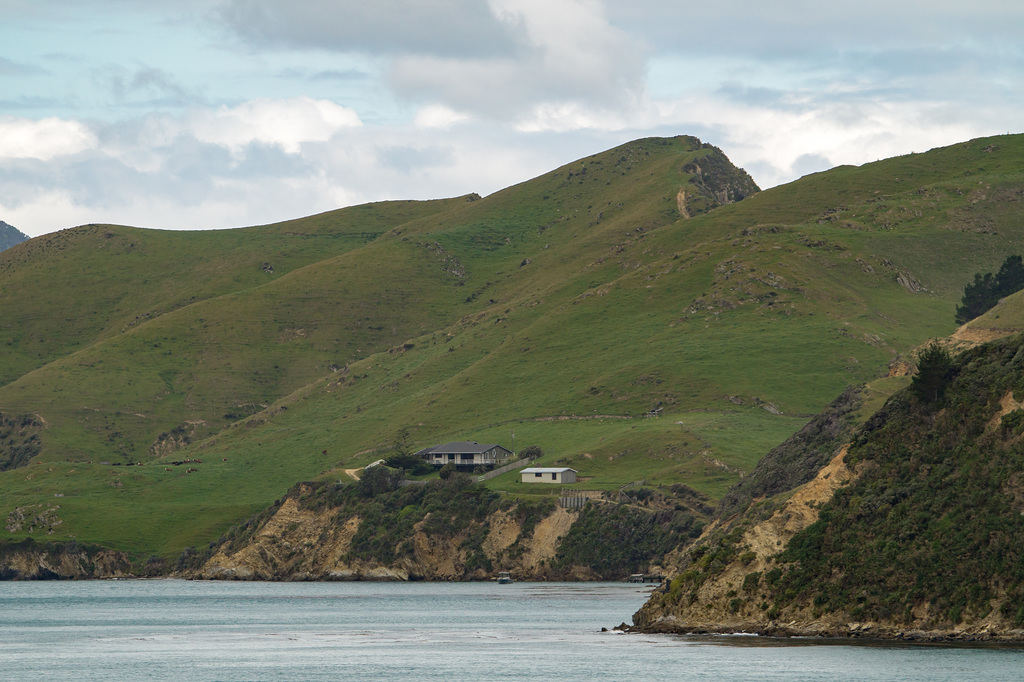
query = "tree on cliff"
xmin=911 ymin=343 xmax=954 ymax=404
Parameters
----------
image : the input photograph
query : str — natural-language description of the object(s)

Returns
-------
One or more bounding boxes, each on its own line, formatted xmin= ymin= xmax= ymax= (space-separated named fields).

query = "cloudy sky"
xmin=1 ymin=0 xmax=1021 ymax=237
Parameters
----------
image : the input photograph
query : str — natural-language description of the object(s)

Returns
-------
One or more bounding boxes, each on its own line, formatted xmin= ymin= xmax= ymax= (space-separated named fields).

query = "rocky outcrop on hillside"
xmin=0 ymin=412 xmax=43 ymax=472
xmin=632 ymin=334 xmax=1024 ymax=642
xmin=676 ymin=140 xmax=760 ymax=217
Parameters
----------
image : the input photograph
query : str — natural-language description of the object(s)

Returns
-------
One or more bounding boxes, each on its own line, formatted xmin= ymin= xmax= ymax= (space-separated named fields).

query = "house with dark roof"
xmin=414 ymin=441 xmax=513 ymax=469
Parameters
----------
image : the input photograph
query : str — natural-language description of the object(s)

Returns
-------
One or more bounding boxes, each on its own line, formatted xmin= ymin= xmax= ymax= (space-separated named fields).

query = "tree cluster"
xmin=954 ymin=255 xmax=1024 ymax=324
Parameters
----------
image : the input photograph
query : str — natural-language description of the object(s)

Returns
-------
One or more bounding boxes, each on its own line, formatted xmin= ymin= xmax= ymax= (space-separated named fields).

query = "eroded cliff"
xmin=633 ymin=334 xmax=1024 ymax=642
xmin=0 ymin=539 xmax=133 ymax=579
xmin=179 ymin=475 xmax=705 ymax=582
xmin=183 ymin=483 xmax=579 ymax=581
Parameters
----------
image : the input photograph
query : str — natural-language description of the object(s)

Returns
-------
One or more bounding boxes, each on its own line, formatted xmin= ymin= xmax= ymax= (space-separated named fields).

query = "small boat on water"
xmin=497 ymin=571 xmax=513 ymax=584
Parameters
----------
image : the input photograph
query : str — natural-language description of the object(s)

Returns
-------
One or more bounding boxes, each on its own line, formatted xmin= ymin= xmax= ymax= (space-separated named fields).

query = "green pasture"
xmin=2 ymin=134 xmax=1024 ymax=558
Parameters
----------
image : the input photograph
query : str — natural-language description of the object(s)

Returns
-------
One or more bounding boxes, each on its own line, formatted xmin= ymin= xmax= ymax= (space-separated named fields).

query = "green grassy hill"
xmin=2 ymin=133 xmax=1023 ymax=557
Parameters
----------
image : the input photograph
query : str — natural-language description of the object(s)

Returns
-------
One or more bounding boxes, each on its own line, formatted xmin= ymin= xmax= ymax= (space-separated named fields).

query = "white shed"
xmin=520 ymin=467 xmax=578 ymax=484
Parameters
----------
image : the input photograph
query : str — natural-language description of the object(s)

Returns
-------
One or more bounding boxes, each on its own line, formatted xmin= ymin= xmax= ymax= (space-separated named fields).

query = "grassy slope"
xmin=0 ymin=199 xmax=465 ymax=386
xmin=2 ymin=134 xmax=1024 ymax=556
xmin=963 ymin=288 xmax=1024 ymax=334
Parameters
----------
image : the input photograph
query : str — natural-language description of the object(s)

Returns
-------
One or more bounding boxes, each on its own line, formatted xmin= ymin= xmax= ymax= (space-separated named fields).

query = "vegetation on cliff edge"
xmin=761 ymin=334 xmax=1024 ymax=627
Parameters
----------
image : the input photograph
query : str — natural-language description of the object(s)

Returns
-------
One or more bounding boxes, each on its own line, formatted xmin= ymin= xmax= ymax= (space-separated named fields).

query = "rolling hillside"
xmin=2 ymin=133 xmax=1023 ymax=557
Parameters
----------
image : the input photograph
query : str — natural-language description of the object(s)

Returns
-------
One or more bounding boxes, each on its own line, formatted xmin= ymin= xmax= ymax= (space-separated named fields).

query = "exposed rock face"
xmin=149 ymin=421 xmax=208 ymax=457
xmin=677 ymin=143 xmax=760 ymax=217
xmin=186 ymin=494 xmax=579 ymax=582
xmin=0 ymin=541 xmax=133 ymax=579
xmin=518 ymin=507 xmax=576 ymax=574
xmin=197 ymin=497 xmax=365 ymax=580
xmin=895 ymin=271 xmax=924 ymax=292
xmin=0 ymin=412 xmax=44 ymax=472
xmin=634 ymin=449 xmax=856 ymax=633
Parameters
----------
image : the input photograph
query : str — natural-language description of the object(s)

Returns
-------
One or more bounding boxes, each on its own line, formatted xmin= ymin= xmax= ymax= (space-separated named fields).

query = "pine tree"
xmin=995 ymin=255 xmax=1024 ymax=297
xmin=954 ymin=255 xmax=1024 ymax=325
xmin=955 ymin=273 xmax=997 ymax=324
xmin=911 ymin=343 xmax=954 ymax=404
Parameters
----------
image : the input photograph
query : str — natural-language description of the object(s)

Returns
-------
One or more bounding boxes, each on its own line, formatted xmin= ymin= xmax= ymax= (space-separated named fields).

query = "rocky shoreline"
xmin=631 ymin=616 xmax=1024 ymax=644
xmin=626 ymin=606 xmax=1024 ymax=643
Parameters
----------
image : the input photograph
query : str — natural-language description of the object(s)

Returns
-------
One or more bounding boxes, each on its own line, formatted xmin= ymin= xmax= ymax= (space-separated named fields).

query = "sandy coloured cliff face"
xmin=0 ymin=543 xmax=133 ymax=579
xmin=632 ymin=452 xmax=1024 ymax=641
xmin=635 ymin=448 xmax=856 ymax=633
xmin=186 ymin=494 xmax=580 ymax=582
xmin=196 ymin=497 xmax=368 ymax=580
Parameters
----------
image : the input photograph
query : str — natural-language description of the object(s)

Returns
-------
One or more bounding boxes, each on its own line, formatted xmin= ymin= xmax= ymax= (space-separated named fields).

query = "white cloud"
xmin=188 ymin=97 xmax=361 ymax=154
xmin=0 ymin=190 xmax=82 ymax=235
xmin=390 ymin=0 xmax=647 ymax=123
xmin=0 ymin=106 xmax=595 ymax=236
xmin=514 ymin=101 xmax=635 ymax=133
xmin=642 ymin=93 xmax=991 ymax=189
xmin=414 ymin=104 xmax=471 ymax=129
xmin=0 ymin=116 xmax=97 ymax=160
xmin=1 ymin=0 xmax=1021 ymax=241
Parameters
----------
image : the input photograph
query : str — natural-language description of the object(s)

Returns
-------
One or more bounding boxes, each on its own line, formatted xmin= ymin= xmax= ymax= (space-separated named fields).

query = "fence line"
xmin=476 ymin=456 xmax=537 ymax=482
xmin=558 ymin=490 xmax=604 ymax=509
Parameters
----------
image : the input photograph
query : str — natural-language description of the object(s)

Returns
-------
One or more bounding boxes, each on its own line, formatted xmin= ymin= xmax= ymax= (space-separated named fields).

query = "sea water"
xmin=0 ymin=580 xmax=1021 ymax=681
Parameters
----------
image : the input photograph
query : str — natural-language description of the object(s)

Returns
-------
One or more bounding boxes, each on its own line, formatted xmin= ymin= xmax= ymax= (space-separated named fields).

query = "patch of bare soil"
xmin=482 ymin=509 xmax=521 ymax=558
xmin=949 ymin=325 xmax=1019 ymax=347
xmin=676 ymin=189 xmax=690 ymax=218
xmin=520 ymin=507 xmax=578 ymax=571
xmin=673 ymin=447 xmax=857 ymax=625
xmin=985 ymin=390 xmax=1024 ymax=433
xmin=740 ymin=446 xmax=854 ymax=569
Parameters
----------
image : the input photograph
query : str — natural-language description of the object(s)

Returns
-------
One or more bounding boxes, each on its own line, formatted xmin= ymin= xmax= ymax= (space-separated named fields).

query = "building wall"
xmin=521 ymin=470 xmax=577 ymax=484
xmin=431 ymin=452 xmax=499 ymax=467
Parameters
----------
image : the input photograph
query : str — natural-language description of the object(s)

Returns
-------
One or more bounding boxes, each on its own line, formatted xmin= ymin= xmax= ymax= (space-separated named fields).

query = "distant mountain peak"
xmin=0 ymin=220 xmax=29 ymax=252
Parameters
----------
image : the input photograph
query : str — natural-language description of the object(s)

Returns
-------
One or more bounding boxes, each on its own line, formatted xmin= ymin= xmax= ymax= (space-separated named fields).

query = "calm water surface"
xmin=1 ymin=580 xmax=1021 ymax=681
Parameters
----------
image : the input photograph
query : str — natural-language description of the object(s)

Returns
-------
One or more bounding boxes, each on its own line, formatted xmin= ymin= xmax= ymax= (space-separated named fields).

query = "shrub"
xmin=383 ymin=453 xmax=432 ymax=476
xmin=358 ymin=466 xmax=403 ymax=497
xmin=520 ymin=445 xmax=543 ymax=459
